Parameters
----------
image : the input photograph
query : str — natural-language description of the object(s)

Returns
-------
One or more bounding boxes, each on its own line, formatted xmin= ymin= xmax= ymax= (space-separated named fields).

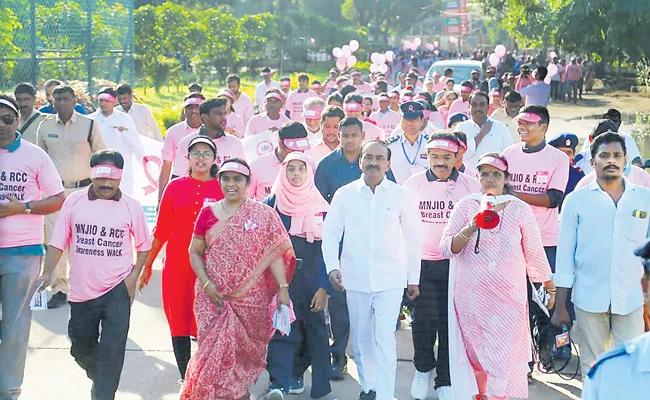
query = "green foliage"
xmin=0 ymin=7 xmax=22 ymax=80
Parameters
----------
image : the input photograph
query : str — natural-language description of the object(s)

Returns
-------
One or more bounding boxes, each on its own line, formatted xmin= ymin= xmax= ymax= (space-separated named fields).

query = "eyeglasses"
xmin=189 ymin=151 xmax=215 ymax=160
xmin=0 ymin=115 xmax=17 ymax=125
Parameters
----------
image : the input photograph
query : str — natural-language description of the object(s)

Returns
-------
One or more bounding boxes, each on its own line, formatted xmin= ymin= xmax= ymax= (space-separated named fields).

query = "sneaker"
xmin=267 ymin=388 xmax=284 ymax=400
xmin=329 ymin=361 xmax=347 ymax=381
xmin=435 ymin=386 xmax=453 ymax=400
xmin=288 ymin=376 xmax=304 ymax=394
xmin=410 ymin=370 xmax=432 ymax=400
xmin=47 ymin=292 xmax=68 ymax=309
xmin=358 ymin=390 xmax=376 ymax=400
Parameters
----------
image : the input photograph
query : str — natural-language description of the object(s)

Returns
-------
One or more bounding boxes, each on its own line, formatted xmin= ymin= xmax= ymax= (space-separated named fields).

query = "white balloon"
xmin=332 ymin=47 xmax=342 ymax=58
xmin=377 ymin=54 xmax=386 ymax=64
xmin=489 ymin=53 xmax=500 ymax=67
xmin=410 ymin=42 xmax=419 ymax=51
xmin=379 ymin=63 xmax=389 ymax=74
xmin=384 ymin=51 xmax=394 ymax=63
xmin=494 ymin=44 xmax=507 ymax=57
xmin=414 ymin=37 xmax=422 ymax=46
xmin=349 ymin=40 xmax=360 ymax=52
xmin=336 ymin=60 xmax=346 ymax=71
xmin=342 ymin=45 xmax=351 ymax=57
xmin=370 ymin=64 xmax=379 ymax=73
xmin=347 ymin=55 xmax=357 ymax=67
xmin=370 ymin=52 xmax=380 ymax=64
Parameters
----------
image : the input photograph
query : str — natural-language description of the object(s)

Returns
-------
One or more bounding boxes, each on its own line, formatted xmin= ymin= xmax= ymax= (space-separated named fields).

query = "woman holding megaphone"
xmin=439 ymin=153 xmax=556 ymax=400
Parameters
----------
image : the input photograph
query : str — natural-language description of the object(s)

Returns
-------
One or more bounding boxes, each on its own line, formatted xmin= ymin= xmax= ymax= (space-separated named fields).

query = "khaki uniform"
xmin=37 ymin=112 xmax=107 ymax=294
xmin=18 ymin=109 xmax=46 ymax=144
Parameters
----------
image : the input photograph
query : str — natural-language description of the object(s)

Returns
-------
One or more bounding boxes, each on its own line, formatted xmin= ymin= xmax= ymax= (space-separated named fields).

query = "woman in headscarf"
xmin=138 ymin=136 xmax=223 ymax=382
xmin=180 ymin=158 xmax=296 ymax=400
xmin=263 ymin=152 xmax=332 ymax=400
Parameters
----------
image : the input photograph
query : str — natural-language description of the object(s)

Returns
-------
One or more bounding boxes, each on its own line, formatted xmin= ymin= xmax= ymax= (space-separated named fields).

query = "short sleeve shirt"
xmin=173 ymin=131 xmax=245 ymax=176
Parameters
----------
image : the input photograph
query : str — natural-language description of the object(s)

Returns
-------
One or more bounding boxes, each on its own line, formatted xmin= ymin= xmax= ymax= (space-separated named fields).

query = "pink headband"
xmin=303 ymin=107 xmax=322 ymax=120
xmin=265 ymin=92 xmax=284 ymax=102
xmin=280 ymin=81 xmax=291 ymax=87
xmin=97 ymin=93 xmax=117 ymax=102
xmin=513 ymin=112 xmax=542 ymax=123
xmin=343 ymin=102 xmax=363 ymax=112
xmin=91 ymin=164 xmax=123 ymax=180
xmin=261 ymin=71 xmax=272 ymax=77
xmin=460 ymin=86 xmax=473 ymax=94
xmin=401 ymin=95 xmax=414 ymax=102
xmin=311 ymin=83 xmax=321 ymax=90
xmin=477 ymin=156 xmax=508 ymax=172
xmin=220 ymin=161 xmax=250 ymax=177
xmin=218 ymin=89 xmax=234 ymax=100
xmin=390 ymin=92 xmax=400 ymax=99
xmin=379 ymin=94 xmax=390 ymax=101
xmin=183 ymin=97 xmax=204 ymax=107
xmin=426 ymin=139 xmax=460 ymax=153
xmin=457 ymin=139 xmax=468 ymax=150
xmin=0 ymin=98 xmax=18 ymax=115
xmin=283 ymin=137 xmax=311 ymax=151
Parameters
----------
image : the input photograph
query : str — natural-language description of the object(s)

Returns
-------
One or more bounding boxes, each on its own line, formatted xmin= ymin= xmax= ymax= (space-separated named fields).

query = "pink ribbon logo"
xmin=142 ymin=155 xmax=162 ymax=195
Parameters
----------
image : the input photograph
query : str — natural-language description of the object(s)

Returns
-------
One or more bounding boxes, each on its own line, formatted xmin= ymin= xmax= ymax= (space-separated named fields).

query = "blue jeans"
xmin=0 ymin=255 xmax=41 ymax=400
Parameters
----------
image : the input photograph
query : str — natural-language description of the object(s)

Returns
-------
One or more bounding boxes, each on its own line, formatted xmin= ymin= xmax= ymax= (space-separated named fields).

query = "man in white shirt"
xmin=115 ymin=83 xmax=162 ymax=141
xmin=575 ymin=119 xmax=642 ymax=174
xmin=254 ymin=67 xmax=281 ymax=113
xmin=323 ymin=140 xmax=421 ymax=400
xmin=227 ymin=74 xmax=254 ymax=124
xmin=489 ymin=90 xmax=522 ymax=143
xmin=455 ymin=92 xmax=513 ymax=170
xmin=553 ymin=132 xmax=650 ymax=375
xmin=90 ymin=87 xmax=143 ymax=194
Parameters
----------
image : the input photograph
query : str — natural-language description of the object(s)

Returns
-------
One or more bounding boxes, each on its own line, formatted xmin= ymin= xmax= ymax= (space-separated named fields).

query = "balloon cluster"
xmin=487 ymin=44 xmax=507 ymax=68
xmin=369 ymin=51 xmax=394 ymax=74
xmin=402 ymin=37 xmax=423 ymax=52
xmin=332 ymin=40 xmax=360 ymax=71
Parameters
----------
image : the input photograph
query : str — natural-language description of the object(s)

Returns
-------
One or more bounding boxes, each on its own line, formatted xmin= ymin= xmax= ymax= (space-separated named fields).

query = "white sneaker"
xmin=435 ymin=386 xmax=453 ymax=400
xmin=410 ymin=370 xmax=432 ymax=399
xmin=267 ymin=388 xmax=284 ymax=400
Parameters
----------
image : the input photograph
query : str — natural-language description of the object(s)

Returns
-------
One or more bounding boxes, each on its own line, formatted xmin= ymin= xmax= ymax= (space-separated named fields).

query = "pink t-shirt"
xmin=245 ymin=113 xmax=291 ymax=137
xmin=565 ymin=64 xmax=581 ymax=81
xmin=173 ymin=132 xmax=245 ymax=176
xmin=353 ymin=82 xmax=374 ymax=95
xmin=161 ymin=121 xmax=201 ymax=162
xmin=226 ymin=112 xmax=246 ymax=138
xmin=502 ymin=143 xmax=569 ymax=246
xmin=432 ymin=82 xmax=445 ymax=92
xmin=285 ymin=89 xmax=318 ymax=122
xmin=575 ymin=165 xmax=650 ymax=190
xmin=0 ymin=139 xmax=64 ymax=248
xmin=247 ymin=151 xmax=282 ymax=201
xmin=49 ymin=188 xmax=152 ymax=302
xmin=403 ymin=170 xmax=481 ymax=260
xmin=362 ymin=120 xmax=385 ymax=140
xmin=305 ymin=141 xmax=334 ymax=165
xmin=448 ymin=98 xmax=470 ymax=118
xmin=233 ymin=93 xmax=254 ymax=125
xmin=369 ymin=109 xmax=401 ymax=136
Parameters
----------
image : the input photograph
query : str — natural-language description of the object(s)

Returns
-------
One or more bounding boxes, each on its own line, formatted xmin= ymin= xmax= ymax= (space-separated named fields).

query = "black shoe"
xmin=47 ymin=292 xmax=68 ymax=309
xmin=329 ymin=361 xmax=347 ymax=381
xmin=358 ymin=390 xmax=376 ymax=400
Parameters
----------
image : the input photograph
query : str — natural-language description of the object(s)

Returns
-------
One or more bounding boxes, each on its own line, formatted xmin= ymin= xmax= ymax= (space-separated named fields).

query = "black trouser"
xmin=412 ymin=259 xmax=450 ymax=389
xmin=68 ymin=281 xmax=131 ymax=400
xmin=328 ymin=288 xmax=349 ymax=367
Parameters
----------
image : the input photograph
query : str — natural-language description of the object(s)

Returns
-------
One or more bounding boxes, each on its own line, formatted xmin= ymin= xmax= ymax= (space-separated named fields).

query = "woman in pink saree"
xmin=180 ymin=158 xmax=296 ymax=400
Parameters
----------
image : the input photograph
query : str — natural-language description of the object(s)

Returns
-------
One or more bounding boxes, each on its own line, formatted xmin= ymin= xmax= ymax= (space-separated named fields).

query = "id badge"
xmin=536 ymin=171 xmax=549 ymax=185
xmin=203 ymin=198 xmax=218 ymax=208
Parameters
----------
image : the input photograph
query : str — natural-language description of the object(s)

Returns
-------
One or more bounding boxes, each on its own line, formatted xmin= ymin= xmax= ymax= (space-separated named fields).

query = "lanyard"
xmin=401 ymin=134 xmax=424 ymax=166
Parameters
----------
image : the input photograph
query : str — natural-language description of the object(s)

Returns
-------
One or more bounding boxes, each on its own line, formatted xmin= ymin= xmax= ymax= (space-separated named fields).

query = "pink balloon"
xmin=434 ymin=49 xmax=439 ymax=56
xmin=336 ymin=60 xmax=346 ymax=71
xmin=332 ymin=47 xmax=342 ymax=58
xmin=342 ymin=45 xmax=351 ymax=57
xmin=489 ymin=53 xmax=500 ymax=67
xmin=384 ymin=51 xmax=394 ymax=63
xmin=369 ymin=64 xmax=379 ymax=73
xmin=347 ymin=55 xmax=357 ymax=67
xmin=404 ymin=40 xmax=411 ymax=48
xmin=433 ymin=40 xmax=439 ymax=48
xmin=378 ymin=64 xmax=389 ymax=74
xmin=410 ymin=42 xmax=419 ymax=51
xmin=370 ymin=52 xmax=380 ymax=64
xmin=414 ymin=37 xmax=422 ymax=46
xmin=349 ymin=40 xmax=360 ymax=52
xmin=548 ymin=63 xmax=559 ymax=76
xmin=494 ymin=44 xmax=507 ymax=57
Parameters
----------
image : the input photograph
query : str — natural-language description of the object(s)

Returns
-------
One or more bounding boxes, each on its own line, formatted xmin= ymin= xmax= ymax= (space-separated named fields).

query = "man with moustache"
xmin=254 ymin=67 xmax=281 ymax=113
xmin=245 ymin=90 xmax=291 ymax=137
xmin=115 ymin=83 xmax=162 ymax=141
xmin=302 ymin=97 xmax=327 ymax=146
xmin=455 ymin=92 xmax=513 ymax=170
xmin=13 ymin=83 xmax=45 ymax=144
xmin=323 ymin=140 xmax=421 ymax=400
xmin=39 ymin=79 xmax=88 ymax=115
xmin=553 ymin=132 xmax=650 ymax=377
xmin=0 ymin=95 xmax=65 ymax=400
xmin=489 ymin=90 xmax=523 ymax=143
xmin=37 ymin=149 xmax=152 ymax=400
xmin=403 ymin=133 xmax=480 ymax=400
xmin=306 ymin=106 xmax=344 ymax=165
xmin=369 ymin=94 xmax=400 ymax=137
xmin=37 ymin=85 xmax=107 ymax=308
xmin=158 ymin=93 xmax=205 ymax=196
xmin=342 ymin=94 xmax=384 ymax=141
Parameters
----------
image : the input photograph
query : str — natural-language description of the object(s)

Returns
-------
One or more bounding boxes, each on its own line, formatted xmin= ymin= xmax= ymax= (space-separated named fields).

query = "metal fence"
xmin=1 ymin=0 xmax=134 ymax=93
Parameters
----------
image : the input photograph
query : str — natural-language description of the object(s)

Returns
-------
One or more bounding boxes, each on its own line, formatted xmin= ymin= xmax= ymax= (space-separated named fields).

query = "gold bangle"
xmin=458 ymin=230 xmax=470 ymax=240
xmin=202 ymin=280 xmax=212 ymax=291
xmin=279 ymin=283 xmax=289 ymax=289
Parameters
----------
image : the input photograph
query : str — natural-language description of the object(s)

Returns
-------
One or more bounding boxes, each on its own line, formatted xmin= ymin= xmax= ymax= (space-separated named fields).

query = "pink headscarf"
xmin=272 ymin=152 xmax=329 ymax=242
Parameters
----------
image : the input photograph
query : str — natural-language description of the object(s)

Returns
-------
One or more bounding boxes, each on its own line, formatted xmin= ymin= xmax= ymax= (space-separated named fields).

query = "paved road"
xmin=23 ymin=259 xmax=584 ymax=400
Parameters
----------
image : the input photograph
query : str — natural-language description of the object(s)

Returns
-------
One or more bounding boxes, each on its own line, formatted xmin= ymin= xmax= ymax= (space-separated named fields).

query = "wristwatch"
xmin=24 ymin=202 xmax=32 ymax=215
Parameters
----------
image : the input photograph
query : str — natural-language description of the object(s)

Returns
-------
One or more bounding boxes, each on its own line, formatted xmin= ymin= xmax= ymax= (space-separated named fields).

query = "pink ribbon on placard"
xmin=142 ymin=155 xmax=162 ymax=195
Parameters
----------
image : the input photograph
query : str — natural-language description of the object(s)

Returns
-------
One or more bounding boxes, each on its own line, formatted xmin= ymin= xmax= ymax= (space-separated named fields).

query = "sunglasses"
xmin=189 ymin=151 xmax=215 ymax=160
xmin=0 ymin=115 xmax=17 ymax=125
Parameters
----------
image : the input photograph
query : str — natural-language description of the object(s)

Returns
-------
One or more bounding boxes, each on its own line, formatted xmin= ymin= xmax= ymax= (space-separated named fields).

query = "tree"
xmin=0 ymin=7 xmax=22 ymax=85
xmin=239 ymin=13 xmax=278 ymax=75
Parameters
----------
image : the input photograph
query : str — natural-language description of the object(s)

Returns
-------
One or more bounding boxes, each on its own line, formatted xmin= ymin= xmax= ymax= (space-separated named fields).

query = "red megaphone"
xmin=476 ymin=194 xmax=500 ymax=229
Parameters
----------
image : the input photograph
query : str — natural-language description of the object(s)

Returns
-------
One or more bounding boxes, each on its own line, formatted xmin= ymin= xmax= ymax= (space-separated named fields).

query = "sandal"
xmin=527 ymin=371 xmax=534 ymax=385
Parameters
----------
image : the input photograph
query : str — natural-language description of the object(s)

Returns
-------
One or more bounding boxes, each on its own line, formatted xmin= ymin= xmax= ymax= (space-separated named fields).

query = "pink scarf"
xmin=272 ymin=152 xmax=329 ymax=242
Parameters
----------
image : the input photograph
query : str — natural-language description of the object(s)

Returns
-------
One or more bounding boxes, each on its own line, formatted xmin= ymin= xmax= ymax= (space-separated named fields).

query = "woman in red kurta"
xmin=139 ymin=137 xmax=224 ymax=381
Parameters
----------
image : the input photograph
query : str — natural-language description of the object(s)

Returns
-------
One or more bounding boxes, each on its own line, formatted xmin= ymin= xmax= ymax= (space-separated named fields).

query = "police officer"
xmin=386 ymin=101 xmax=429 ymax=184
xmin=548 ymin=132 xmax=585 ymax=200
xmin=36 ymin=84 xmax=106 ymax=308
xmin=581 ymin=241 xmax=650 ymax=399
